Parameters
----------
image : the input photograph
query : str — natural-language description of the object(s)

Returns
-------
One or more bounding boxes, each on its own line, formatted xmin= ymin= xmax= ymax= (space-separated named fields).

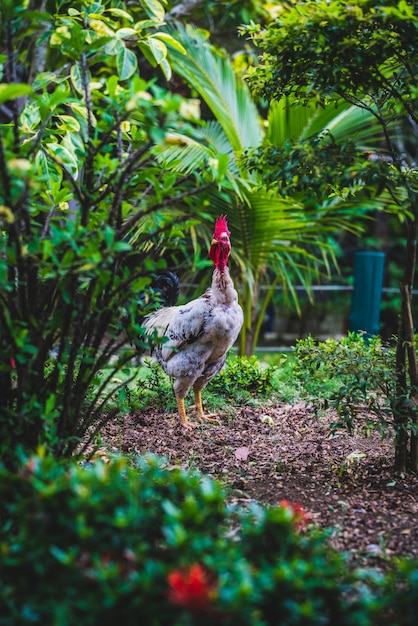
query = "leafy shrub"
xmin=0 ymin=1 xmax=213 ymax=466
xmin=136 ymin=359 xmax=178 ymax=412
xmin=385 ymin=559 xmax=418 ymax=626
xmin=293 ymin=333 xmax=401 ymax=435
xmin=0 ymin=452 xmax=383 ymax=626
xmin=208 ymin=355 xmax=278 ymax=397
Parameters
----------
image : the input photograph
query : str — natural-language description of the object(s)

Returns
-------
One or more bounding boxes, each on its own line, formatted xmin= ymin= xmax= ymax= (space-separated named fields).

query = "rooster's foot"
xmin=193 ymin=410 xmax=221 ymax=425
xmin=181 ymin=420 xmax=200 ymax=429
xmin=203 ymin=416 xmax=222 ymax=425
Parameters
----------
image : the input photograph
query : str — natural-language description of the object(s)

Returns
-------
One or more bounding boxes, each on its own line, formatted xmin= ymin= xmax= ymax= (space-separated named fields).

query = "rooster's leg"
xmin=193 ymin=389 xmax=205 ymax=419
xmin=193 ymin=388 xmax=221 ymax=424
xmin=176 ymin=394 xmax=198 ymax=429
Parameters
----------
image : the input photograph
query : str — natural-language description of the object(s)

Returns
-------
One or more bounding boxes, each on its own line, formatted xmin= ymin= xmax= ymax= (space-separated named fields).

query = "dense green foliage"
xmin=0 ymin=0 xmax=369 ymax=466
xmin=242 ymin=0 xmax=418 ymax=471
xmin=2 ymin=2 xmax=417 ymax=622
xmin=243 ymin=0 xmax=417 ymax=109
xmin=293 ymin=333 xmax=402 ymax=436
xmin=0 ymin=0 xmax=221 ymax=466
xmin=209 ymin=354 xmax=277 ymax=396
xmin=0 ymin=451 xmax=408 ymax=626
xmin=163 ymin=24 xmax=384 ymax=355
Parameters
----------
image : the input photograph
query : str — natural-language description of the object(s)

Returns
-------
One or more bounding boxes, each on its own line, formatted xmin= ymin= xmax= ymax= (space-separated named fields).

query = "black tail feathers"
xmin=151 ymin=270 xmax=180 ymax=307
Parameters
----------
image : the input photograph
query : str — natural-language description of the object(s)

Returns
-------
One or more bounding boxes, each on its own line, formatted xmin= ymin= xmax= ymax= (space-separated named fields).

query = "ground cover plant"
xmin=2 ymin=447 xmax=418 ymax=626
xmin=0 ymin=452 xmax=381 ymax=626
xmin=293 ymin=333 xmax=400 ymax=435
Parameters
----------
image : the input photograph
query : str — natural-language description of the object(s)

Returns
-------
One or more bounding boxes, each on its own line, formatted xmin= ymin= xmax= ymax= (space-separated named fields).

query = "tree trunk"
xmin=394 ymin=217 xmax=418 ymax=472
xmin=240 ymin=280 xmax=259 ymax=357
xmin=395 ymin=288 xmax=412 ymax=473
xmin=244 ymin=288 xmax=258 ymax=356
xmin=244 ymin=324 xmax=255 ymax=357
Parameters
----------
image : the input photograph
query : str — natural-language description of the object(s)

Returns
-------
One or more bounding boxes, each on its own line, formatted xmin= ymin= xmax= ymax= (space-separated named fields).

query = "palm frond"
xmin=267 ymin=96 xmax=351 ymax=144
xmin=323 ymin=105 xmax=387 ymax=149
xmin=199 ymin=121 xmax=234 ymax=155
xmin=266 ymin=96 xmax=387 ymax=150
xmin=166 ymin=23 xmax=264 ymax=152
xmin=154 ymin=131 xmax=218 ymax=174
xmin=267 ymin=97 xmax=317 ymax=144
xmin=233 ymin=191 xmax=359 ymax=268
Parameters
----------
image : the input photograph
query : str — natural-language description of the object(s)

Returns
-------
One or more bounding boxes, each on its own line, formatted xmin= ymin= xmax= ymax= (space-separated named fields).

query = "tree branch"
xmin=116 ymin=181 xmax=212 ymax=239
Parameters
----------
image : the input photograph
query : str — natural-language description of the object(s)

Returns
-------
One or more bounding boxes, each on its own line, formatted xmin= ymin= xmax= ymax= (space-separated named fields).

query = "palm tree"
xmin=162 ymin=24 xmax=387 ymax=354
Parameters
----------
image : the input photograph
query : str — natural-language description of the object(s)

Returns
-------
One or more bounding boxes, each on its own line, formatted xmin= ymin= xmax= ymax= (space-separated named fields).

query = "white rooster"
xmin=143 ymin=215 xmax=243 ymax=427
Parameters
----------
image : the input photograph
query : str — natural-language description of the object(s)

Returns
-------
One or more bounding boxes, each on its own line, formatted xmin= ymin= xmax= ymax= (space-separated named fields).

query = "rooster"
xmin=143 ymin=216 xmax=243 ymax=427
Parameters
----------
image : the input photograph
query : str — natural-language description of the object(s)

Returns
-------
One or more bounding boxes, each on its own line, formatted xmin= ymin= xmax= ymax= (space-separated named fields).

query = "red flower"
xmin=167 ymin=563 xmax=217 ymax=613
xmin=10 ymin=359 xmax=15 ymax=368
xmin=279 ymin=500 xmax=312 ymax=530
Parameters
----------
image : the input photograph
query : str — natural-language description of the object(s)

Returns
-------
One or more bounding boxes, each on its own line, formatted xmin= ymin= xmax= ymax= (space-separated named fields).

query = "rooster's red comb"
xmin=213 ymin=215 xmax=230 ymax=239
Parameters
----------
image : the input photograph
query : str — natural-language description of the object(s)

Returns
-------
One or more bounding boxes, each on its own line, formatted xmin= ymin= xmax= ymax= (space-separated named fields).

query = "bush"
xmin=0 ymin=1 xmax=212 ymax=466
xmin=385 ymin=559 xmax=418 ymax=626
xmin=0 ymin=452 xmax=383 ymax=626
xmin=293 ymin=333 xmax=400 ymax=435
xmin=136 ymin=359 xmax=178 ymax=412
xmin=210 ymin=356 xmax=277 ymax=395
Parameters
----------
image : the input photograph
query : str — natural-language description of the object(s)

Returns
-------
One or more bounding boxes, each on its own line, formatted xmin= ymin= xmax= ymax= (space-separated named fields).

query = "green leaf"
xmin=142 ymin=0 xmax=165 ymax=22
xmin=134 ymin=19 xmax=160 ymax=31
xmin=32 ymin=73 xmax=66 ymax=91
xmin=0 ymin=83 xmax=32 ymax=104
xmin=106 ymin=75 xmax=119 ymax=97
xmin=216 ymin=153 xmax=229 ymax=184
xmin=56 ymin=115 xmax=81 ymax=133
xmin=48 ymin=83 xmax=71 ymax=110
xmin=116 ymin=27 xmax=138 ymax=39
xmin=148 ymin=36 xmax=167 ymax=65
xmin=45 ymin=394 xmax=56 ymax=417
xmin=152 ymin=32 xmax=186 ymax=55
xmin=45 ymin=143 xmax=79 ymax=179
xmin=106 ymin=8 xmax=134 ymax=21
xmin=116 ymin=46 xmax=138 ymax=80
xmin=113 ymin=241 xmax=132 ymax=252
xmin=138 ymin=41 xmax=157 ymax=67
xmin=158 ymin=57 xmax=171 ymax=81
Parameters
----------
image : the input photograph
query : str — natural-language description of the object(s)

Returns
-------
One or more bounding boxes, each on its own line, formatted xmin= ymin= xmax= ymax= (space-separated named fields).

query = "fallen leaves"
xmin=234 ymin=446 xmax=250 ymax=461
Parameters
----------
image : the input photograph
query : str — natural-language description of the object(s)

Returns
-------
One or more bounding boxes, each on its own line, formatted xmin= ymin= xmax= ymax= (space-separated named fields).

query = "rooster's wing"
xmin=144 ymin=296 xmax=210 ymax=363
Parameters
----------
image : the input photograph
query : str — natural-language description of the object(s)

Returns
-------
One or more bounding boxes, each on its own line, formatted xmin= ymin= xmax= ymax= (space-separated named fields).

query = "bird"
xmin=143 ymin=215 xmax=243 ymax=428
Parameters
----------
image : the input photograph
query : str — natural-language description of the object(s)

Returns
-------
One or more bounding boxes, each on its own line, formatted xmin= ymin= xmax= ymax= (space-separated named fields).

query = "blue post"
xmin=348 ymin=251 xmax=385 ymax=337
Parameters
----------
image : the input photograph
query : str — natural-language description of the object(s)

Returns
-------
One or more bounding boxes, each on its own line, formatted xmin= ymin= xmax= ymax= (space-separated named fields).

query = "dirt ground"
xmin=99 ymin=400 xmax=418 ymax=572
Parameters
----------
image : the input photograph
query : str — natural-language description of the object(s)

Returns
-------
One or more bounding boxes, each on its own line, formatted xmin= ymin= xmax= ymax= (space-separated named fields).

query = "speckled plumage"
xmin=143 ymin=217 xmax=243 ymax=425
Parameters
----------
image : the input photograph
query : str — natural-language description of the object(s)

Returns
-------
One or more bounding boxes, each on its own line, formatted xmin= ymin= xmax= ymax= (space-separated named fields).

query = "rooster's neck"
xmin=211 ymin=266 xmax=238 ymax=305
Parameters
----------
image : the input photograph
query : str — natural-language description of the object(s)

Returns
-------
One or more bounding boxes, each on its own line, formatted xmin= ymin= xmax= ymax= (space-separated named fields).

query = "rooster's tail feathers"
xmin=151 ymin=271 xmax=179 ymax=307
xmin=143 ymin=306 xmax=177 ymax=338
